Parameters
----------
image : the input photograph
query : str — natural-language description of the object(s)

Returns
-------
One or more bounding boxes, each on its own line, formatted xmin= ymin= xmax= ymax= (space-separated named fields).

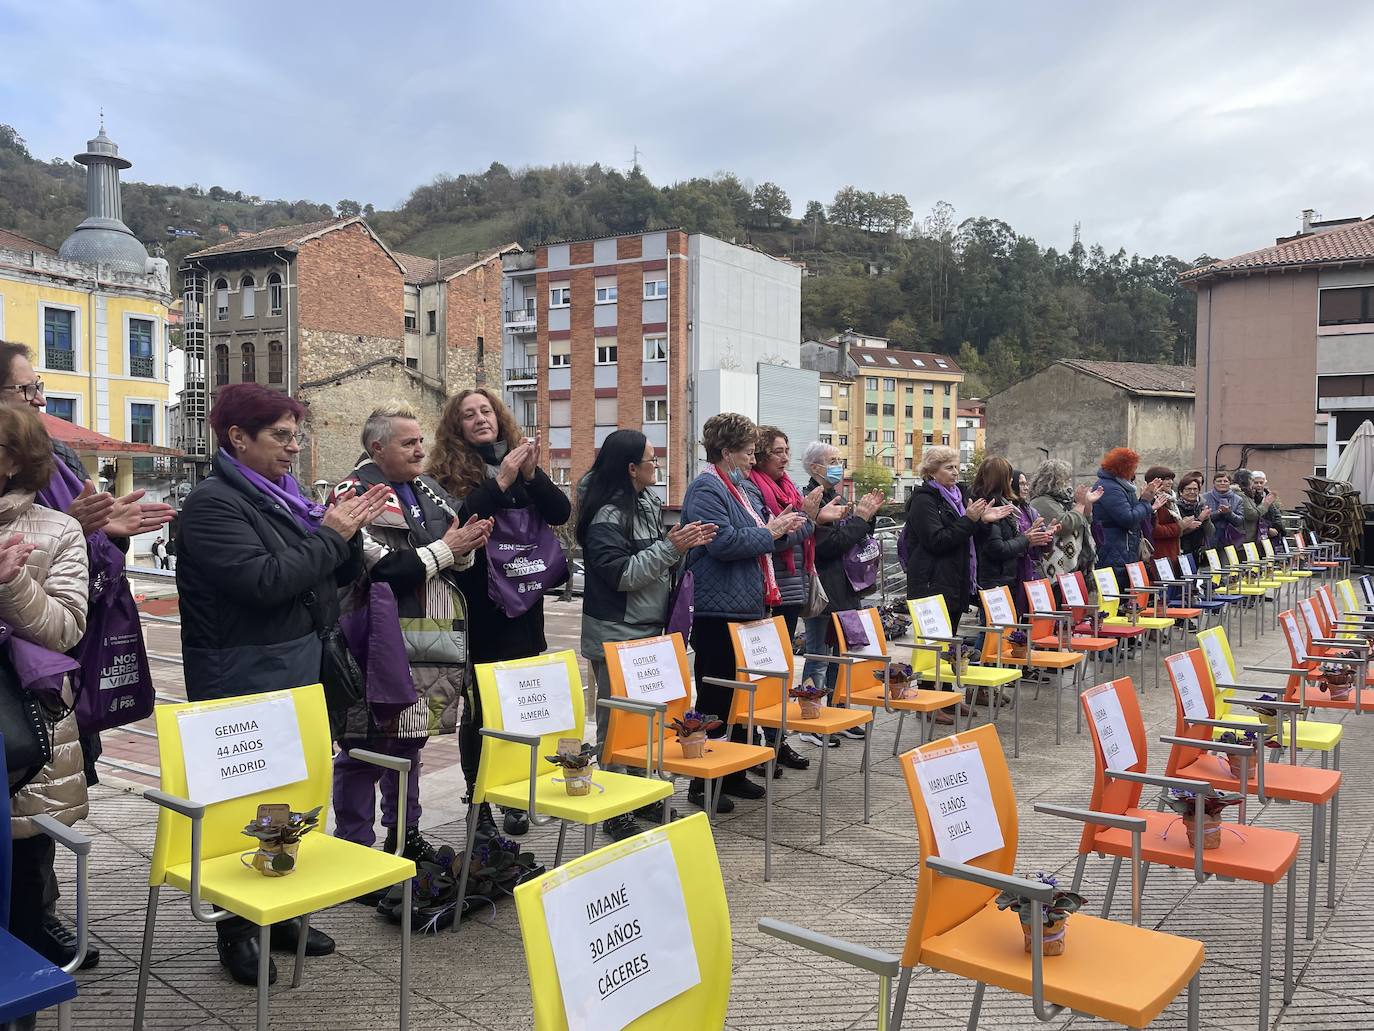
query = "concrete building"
xmin=1182 ymin=211 xmax=1374 ymax=503
xmin=985 ymin=359 xmax=1194 ymax=481
xmin=0 ymin=124 xmax=173 ymax=494
xmin=956 ymin=398 xmax=986 ymax=470
xmin=802 ymin=332 xmax=963 ymax=499
xmin=499 ymin=230 xmax=808 ymax=504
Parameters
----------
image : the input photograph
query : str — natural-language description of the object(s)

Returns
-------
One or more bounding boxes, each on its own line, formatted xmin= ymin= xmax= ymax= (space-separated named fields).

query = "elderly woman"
xmin=971 ymin=458 xmax=1050 ymax=613
xmin=0 ymin=406 xmax=90 ymax=979
xmin=905 ymin=445 xmax=999 ymax=624
xmin=679 ymin=413 xmax=804 ymax=811
xmin=1249 ymin=470 xmax=1284 ymax=540
xmin=1028 ymin=459 xmax=1100 ymax=583
xmin=177 ymin=383 xmax=389 ymax=986
xmin=426 ymin=387 xmax=571 ymax=841
xmin=1175 ymin=471 xmax=1214 ymax=561
xmin=1091 ymin=448 xmax=1164 ymax=579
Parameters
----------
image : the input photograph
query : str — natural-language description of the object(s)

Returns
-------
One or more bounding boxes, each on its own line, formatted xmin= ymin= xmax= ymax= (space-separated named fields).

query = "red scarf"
xmin=747 ymin=469 xmax=815 ymax=576
xmin=714 ymin=465 xmax=781 ymax=607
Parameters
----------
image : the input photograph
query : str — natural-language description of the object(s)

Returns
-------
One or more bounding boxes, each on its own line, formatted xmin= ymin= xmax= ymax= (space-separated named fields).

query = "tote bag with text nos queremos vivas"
xmin=484 ymin=507 xmax=570 ymax=617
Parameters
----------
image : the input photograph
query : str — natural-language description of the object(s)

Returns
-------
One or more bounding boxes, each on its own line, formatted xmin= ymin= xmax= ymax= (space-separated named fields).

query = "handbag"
xmin=665 ymin=570 xmax=695 ymax=640
xmin=484 ymin=507 xmax=570 ymax=618
xmin=0 ymin=655 xmax=52 ymax=795
xmin=842 ymin=533 xmax=881 ymax=594
xmin=72 ymin=533 xmax=154 ymax=734
xmin=800 ymin=571 xmax=829 ymax=618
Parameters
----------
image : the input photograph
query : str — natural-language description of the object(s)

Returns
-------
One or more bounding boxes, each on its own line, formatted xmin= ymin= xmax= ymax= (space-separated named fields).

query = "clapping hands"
xmin=667 ymin=520 xmax=717 ymax=553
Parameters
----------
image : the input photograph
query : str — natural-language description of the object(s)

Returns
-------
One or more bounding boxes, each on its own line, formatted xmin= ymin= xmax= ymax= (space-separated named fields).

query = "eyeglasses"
xmin=2 ymin=379 xmax=43 ymax=401
xmin=768 ymin=447 xmax=790 ymax=457
xmin=637 ymin=454 xmax=659 ymax=465
xmin=264 ymin=428 xmax=308 ymax=446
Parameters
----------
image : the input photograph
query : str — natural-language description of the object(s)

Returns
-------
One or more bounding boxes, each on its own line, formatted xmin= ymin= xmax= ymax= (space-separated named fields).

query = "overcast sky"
xmin=4 ymin=1 xmax=1372 ymax=261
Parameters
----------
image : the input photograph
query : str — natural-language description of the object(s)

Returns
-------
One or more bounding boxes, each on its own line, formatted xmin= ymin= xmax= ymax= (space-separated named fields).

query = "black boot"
xmin=600 ymin=813 xmax=641 ymax=841
xmin=687 ymin=778 xmax=735 ymax=813
xmin=777 ymin=743 xmax=810 ymax=770
xmin=33 ymin=913 xmax=99 ymax=970
xmin=383 ymin=825 xmax=439 ymax=864
xmin=502 ymin=807 xmax=530 ymax=836
xmin=268 ymin=918 xmax=336 ymax=956
xmin=473 ymin=802 xmax=499 ymax=844
xmin=720 ymin=773 xmax=766 ymax=799
xmin=218 ymin=937 xmax=277 ymax=986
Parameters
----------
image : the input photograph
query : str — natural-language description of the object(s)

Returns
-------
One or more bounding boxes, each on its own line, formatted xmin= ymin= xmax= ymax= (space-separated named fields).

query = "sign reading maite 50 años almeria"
xmin=494 ymin=660 xmax=576 ymax=739
xmin=177 ymin=695 xmax=308 ymax=805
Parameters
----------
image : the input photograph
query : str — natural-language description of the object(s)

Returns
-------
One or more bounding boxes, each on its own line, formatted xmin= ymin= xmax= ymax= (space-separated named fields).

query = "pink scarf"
xmin=715 ymin=465 xmax=781 ymax=607
xmin=747 ymin=469 xmax=815 ymax=575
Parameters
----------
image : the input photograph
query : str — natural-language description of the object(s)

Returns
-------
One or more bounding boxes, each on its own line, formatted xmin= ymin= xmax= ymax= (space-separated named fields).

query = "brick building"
xmin=501 ymin=230 xmax=806 ymax=505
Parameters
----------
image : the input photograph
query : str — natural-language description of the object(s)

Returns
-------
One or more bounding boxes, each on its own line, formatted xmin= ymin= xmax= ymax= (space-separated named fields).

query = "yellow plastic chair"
xmin=977 ymin=586 xmax=1084 ymax=746
xmin=514 ymin=812 xmax=904 ymax=1030
xmin=774 ymin=724 xmax=1204 ymax=1029
xmin=1093 ymin=567 xmax=1173 ymax=690
xmin=905 ymin=596 xmax=1023 ymax=753
xmin=134 ymin=684 xmax=416 ymax=1031
xmin=455 ymin=650 xmax=673 ymax=927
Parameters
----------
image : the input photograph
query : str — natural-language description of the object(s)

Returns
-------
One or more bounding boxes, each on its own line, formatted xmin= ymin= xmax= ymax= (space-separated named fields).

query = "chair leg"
xmin=1328 ymin=796 xmax=1338 ymax=909
xmin=451 ymin=801 xmax=481 ymax=934
xmin=583 ymin=823 xmax=596 ymax=856
xmin=1101 ymin=856 xmax=1122 ymax=919
xmin=257 ymin=921 xmax=271 ymax=1031
xmin=400 ymin=876 xmax=412 ymax=1031
xmin=58 ymin=1000 xmax=73 ymax=1031
xmin=1012 ymin=679 xmax=1020 ymax=759
xmin=1070 ymin=853 xmax=1088 ymax=893
xmin=818 ymin=733 xmax=830 ymax=845
xmin=132 ymin=885 xmax=160 ymax=1031
xmin=862 ymin=727 xmax=873 ymax=824
xmin=291 ymin=913 xmax=309 ymax=988
xmin=1055 ymin=669 xmax=1063 ymax=745
xmin=892 ymin=711 xmax=906 ymax=756
xmin=1260 ymin=882 xmax=1273 ymax=1031
xmin=764 ymin=758 xmax=774 ymax=882
xmin=1285 ymin=864 xmax=1296 ymax=1005
xmin=555 ymin=820 xmax=569 ymax=865
xmin=1307 ymin=806 xmax=1319 ymax=940
xmin=1187 ymin=970 xmax=1200 ymax=1030
xmin=890 ymin=966 xmax=913 ymax=1031
xmin=966 ymin=981 xmax=986 ymax=1031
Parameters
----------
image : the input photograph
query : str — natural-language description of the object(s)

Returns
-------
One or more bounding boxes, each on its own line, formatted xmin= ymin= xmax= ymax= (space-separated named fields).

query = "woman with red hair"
xmin=1091 ymin=447 xmax=1166 ymax=579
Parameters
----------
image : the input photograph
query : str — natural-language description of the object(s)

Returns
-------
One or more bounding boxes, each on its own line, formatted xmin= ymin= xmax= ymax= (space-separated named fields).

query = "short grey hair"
xmin=918 ymin=445 xmax=959 ymax=480
xmin=1028 ymin=459 xmax=1072 ymax=499
xmin=1251 ymin=469 xmax=1267 ymax=481
xmin=802 ymin=440 xmax=836 ymax=469
xmin=361 ymin=400 xmax=420 ymax=452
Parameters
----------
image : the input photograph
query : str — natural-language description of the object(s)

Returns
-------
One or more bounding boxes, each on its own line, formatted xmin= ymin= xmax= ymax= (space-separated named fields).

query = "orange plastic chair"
xmin=1164 ymin=648 xmax=1339 ymax=937
xmin=1057 ymin=570 xmax=1149 ymax=679
xmin=1270 ymin=604 xmax=1373 ymax=713
xmin=724 ymin=617 xmax=871 ymax=844
xmin=600 ymin=633 xmax=777 ymax=878
xmin=1076 ymin=674 xmax=1298 ymax=1030
xmin=977 ymin=586 xmax=1084 ymax=745
xmin=1125 ymin=561 xmax=1202 ymax=623
xmin=890 ymin=723 xmax=1204 ymax=1030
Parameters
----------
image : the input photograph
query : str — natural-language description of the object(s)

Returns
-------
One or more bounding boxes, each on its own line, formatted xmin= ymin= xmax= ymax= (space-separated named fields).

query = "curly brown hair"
xmin=0 ymin=406 xmax=54 ymax=493
xmin=702 ymin=412 xmax=757 ymax=463
xmin=753 ymin=425 xmax=787 ymax=463
xmin=425 ymin=388 xmax=525 ymax=499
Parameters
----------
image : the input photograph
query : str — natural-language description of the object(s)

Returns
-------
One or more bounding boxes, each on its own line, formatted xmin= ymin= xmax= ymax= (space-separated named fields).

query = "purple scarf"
xmin=934 ymin=480 xmax=978 ymax=590
xmin=1015 ymin=502 xmax=1037 ymax=586
xmin=220 ymin=449 xmax=324 ymax=531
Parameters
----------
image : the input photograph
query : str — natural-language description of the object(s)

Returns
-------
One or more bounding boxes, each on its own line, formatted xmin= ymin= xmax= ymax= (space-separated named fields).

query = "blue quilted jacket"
xmin=679 ymin=470 xmax=776 ymax=620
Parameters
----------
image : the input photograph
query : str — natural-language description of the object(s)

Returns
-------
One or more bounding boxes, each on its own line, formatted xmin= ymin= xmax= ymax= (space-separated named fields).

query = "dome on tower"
xmin=58 ymin=122 xmax=151 ymax=275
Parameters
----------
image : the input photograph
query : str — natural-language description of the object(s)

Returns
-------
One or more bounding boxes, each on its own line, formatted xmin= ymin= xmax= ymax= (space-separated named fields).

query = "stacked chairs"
xmin=1074 ymin=675 xmax=1297 ymax=1030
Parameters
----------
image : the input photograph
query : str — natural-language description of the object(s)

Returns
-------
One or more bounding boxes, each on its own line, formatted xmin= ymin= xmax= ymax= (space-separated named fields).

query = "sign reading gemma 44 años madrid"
xmin=614 ymin=637 xmax=688 ymax=705
xmin=494 ymin=660 xmax=577 ymax=739
xmin=542 ymin=834 xmax=700 ymax=1031
xmin=177 ymin=695 xmax=308 ymax=806
xmin=1083 ymin=682 xmax=1138 ymax=773
xmin=913 ymin=740 xmax=1004 ymax=865
xmin=736 ymin=620 xmax=788 ymax=681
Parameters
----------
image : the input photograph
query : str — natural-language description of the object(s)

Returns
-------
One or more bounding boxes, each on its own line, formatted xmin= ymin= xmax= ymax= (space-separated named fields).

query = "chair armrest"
xmin=144 ymin=787 xmax=206 ymax=820
xmin=757 ymin=918 xmax=901 ymax=978
xmin=1301 ymin=654 xmax=1367 ymax=667
xmin=1030 ymin=611 xmax=1073 ymax=621
xmin=1216 ymin=680 xmax=1296 ymax=694
xmin=347 ymin=748 xmax=413 ymax=773
xmin=30 ymin=815 xmax=90 ymax=974
xmin=912 ymin=634 xmax=964 ymax=645
xmin=597 ymin=698 xmax=665 ymax=778
xmin=1033 ymin=802 xmax=1145 ymax=834
xmin=1184 ymin=717 xmax=1270 ymax=732
xmin=348 ymin=749 xmax=414 ymax=854
xmin=1312 ymin=639 xmax=1369 ymax=651
xmin=597 ymin=697 xmax=668 ymax=714
xmin=808 ymin=653 xmax=873 ymax=666
xmin=1106 ymin=769 xmax=1212 ymax=793
xmin=1244 ymin=665 xmax=1312 ymax=676
xmin=479 ymin=727 xmax=542 ymax=746
xmin=924 ymin=855 xmax=1056 ymax=901
xmin=143 ymin=788 xmax=227 ymax=925
xmin=735 ymin=666 xmax=789 ymax=679
xmin=478 ymin=728 xmax=553 ymax=827
xmin=1227 ymin=698 xmax=1303 ymax=714
xmin=1159 ymin=734 xmax=1253 ymax=755
xmin=703 ymin=676 xmax=758 ymax=693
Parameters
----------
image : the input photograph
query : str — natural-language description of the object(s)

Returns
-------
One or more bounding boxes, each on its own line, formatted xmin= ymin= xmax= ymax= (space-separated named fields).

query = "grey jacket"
xmin=741 ymin=479 xmax=815 ymax=610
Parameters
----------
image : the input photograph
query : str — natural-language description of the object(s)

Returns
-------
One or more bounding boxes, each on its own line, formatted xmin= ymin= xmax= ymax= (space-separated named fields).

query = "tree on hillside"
xmin=751 ymin=182 xmax=791 ymax=228
xmin=337 ymin=199 xmax=362 ymax=217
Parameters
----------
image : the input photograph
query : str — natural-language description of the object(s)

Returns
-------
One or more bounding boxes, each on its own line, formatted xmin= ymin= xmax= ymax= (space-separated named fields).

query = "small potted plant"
xmin=1248 ymin=693 xmax=1282 ymax=734
xmin=941 ymin=642 xmax=972 ymax=675
xmin=241 ymin=805 xmax=321 ymax=876
xmin=1163 ymin=789 xmax=1242 ymax=850
xmin=880 ymin=662 xmax=916 ymax=700
xmin=545 ymin=741 xmax=598 ymax=795
xmin=669 ymin=710 xmax=723 ymax=759
xmin=994 ymin=872 xmax=1085 ymax=956
xmin=1318 ymin=663 xmax=1354 ymax=701
xmin=378 ymin=838 xmax=544 ymax=932
xmin=790 ymin=679 xmax=828 ymax=719
xmin=1215 ymin=730 xmax=1263 ymax=780
xmin=1006 ymin=628 xmax=1028 ymax=659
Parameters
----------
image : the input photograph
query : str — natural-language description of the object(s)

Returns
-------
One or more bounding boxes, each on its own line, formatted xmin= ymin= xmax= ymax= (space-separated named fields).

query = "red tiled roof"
xmin=0 ymin=227 xmax=57 ymax=255
xmin=41 ymin=413 xmax=181 ymax=457
xmin=849 ymin=345 xmax=962 ymax=374
xmin=391 ymin=245 xmax=518 ymax=286
xmin=1058 ymin=359 xmax=1194 ymax=396
xmin=184 ymin=217 xmax=352 ymax=259
xmin=1181 ymin=216 xmax=1374 ymax=284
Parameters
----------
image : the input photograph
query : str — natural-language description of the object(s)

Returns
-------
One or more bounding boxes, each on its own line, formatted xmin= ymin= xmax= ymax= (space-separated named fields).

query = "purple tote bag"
xmin=843 ymin=534 xmax=881 ymax=594
xmin=485 ymin=507 xmax=570 ymax=618
xmin=339 ymin=581 xmax=418 ymax=725
xmin=665 ymin=570 xmax=695 ymax=640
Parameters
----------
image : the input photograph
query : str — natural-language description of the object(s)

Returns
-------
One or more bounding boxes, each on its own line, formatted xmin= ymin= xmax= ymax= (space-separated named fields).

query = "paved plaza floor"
xmin=39 ymin=587 xmax=1374 ymax=1029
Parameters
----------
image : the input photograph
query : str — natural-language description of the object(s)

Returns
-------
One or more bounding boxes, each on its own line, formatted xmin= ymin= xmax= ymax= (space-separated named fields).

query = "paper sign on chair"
xmin=913 ymin=740 xmax=1004 ymax=864
xmin=1083 ymin=683 xmax=1138 ymax=772
xmin=1166 ymin=652 xmax=1209 ymax=721
xmin=177 ymin=694 xmax=308 ymax=805
xmin=614 ymin=636 xmax=688 ymax=704
xmin=737 ymin=619 xmax=788 ymax=680
xmin=495 ymin=661 xmax=577 ymax=737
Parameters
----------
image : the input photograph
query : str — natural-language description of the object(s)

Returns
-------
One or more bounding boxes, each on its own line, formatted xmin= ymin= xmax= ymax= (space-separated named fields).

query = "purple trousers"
xmin=332 ymin=738 xmax=425 ymax=847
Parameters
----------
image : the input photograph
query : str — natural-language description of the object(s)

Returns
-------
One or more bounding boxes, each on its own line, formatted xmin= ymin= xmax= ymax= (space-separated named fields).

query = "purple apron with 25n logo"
xmin=484 ymin=507 xmax=570 ymax=618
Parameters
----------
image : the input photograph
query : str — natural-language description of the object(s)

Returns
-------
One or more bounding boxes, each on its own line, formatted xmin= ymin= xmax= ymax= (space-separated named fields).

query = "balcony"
xmin=504 ymin=307 xmax=537 ymax=329
xmin=130 ymin=355 xmax=156 ymax=378
xmin=505 ymin=366 xmax=539 ymax=390
xmin=45 ymin=348 xmax=75 ymax=372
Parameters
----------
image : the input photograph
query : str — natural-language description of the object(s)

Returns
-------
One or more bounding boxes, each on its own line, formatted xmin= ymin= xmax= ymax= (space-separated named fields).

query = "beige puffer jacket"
xmin=1 ymin=491 xmax=90 ymax=838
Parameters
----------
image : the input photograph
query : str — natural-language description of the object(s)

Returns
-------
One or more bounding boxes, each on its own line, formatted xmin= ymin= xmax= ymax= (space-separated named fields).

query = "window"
xmin=214 ymin=344 xmax=229 ymax=386
xmin=549 ymin=399 xmax=572 ymax=425
xmin=404 ymin=313 xmax=417 ymax=332
xmin=550 ymin=339 xmax=570 ymax=368
xmin=129 ymin=403 xmax=155 ymax=445
xmin=819 ymin=383 xmax=832 ymax=399
xmin=882 ymin=456 xmax=895 ymax=468
xmin=865 ymin=403 xmax=878 ymax=416
xmin=943 ymin=384 xmax=951 ymax=395
xmin=882 ymin=404 xmax=895 ymax=416
xmin=214 ymin=279 xmax=228 ymax=320
xmin=644 ymin=278 xmax=667 ymax=299
xmin=240 ymin=275 xmax=255 ymax=318
xmin=549 ymin=285 xmax=571 ymax=307
xmin=923 ymin=383 xmax=934 ymax=393
xmin=864 ymin=430 xmax=877 ymax=443
xmin=820 ymin=410 xmax=833 ymax=425
xmin=477 ymin=336 xmax=484 ymax=361
xmin=904 ymin=405 xmax=913 ymax=418
xmin=644 ymin=399 xmax=668 ymax=422
xmin=406 ymin=357 xmax=418 ymax=369
xmin=923 ymin=406 xmax=934 ymax=418
xmin=267 ymin=272 xmax=283 ymax=315
xmin=550 ymin=463 xmax=572 ymax=486
xmin=43 ymin=308 xmax=74 ymax=370
xmin=838 ymin=385 xmax=849 ymax=397
xmin=268 ymin=341 xmax=283 ymax=384
xmin=595 ymin=278 xmax=618 ymax=304
xmin=241 ymin=342 xmax=256 ymax=382
xmin=838 ymin=435 xmax=848 ymax=446
xmin=883 ymin=378 xmax=896 ymax=391
xmin=128 ymin=318 xmax=155 ymax=377
xmin=905 ymin=433 xmax=914 ymax=443
xmin=46 ymin=397 xmax=75 ymax=422
xmin=596 ymin=341 xmax=618 ymax=365
xmin=861 ymin=354 xmax=875 ymax=364
xmin=644 ymin=335 xmax=667 ymax=361
xmin=923 ymin=433 xmax=933 ymax=444
xmin=866 ymin=377 xmax=879 ymax=390
xmin=941 ymin=433 xmax=950 ymax=445
xmin=838 ymin=409 xmax=848 ymax=422
xmin=942 ymin=408 xmax=951 ymax=420
xmin=935 ymin=360 xmax=949 ymax=369
xmin=595 ymin=397 xmax=619 ymax=423
xmin=426 ymin=311 xmax=436 ymax=334
xmin=882 ymin=430 xmax=895 ymax=443
xmin=1319 ymin=286 xmax=1374 ymax=325
xmin=905 ymin=385 xmax=914 ymax=394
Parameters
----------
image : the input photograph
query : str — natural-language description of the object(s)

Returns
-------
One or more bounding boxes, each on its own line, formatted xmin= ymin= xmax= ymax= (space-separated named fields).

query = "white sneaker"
xmin=797 ymin=732 xmax=840 ymax=748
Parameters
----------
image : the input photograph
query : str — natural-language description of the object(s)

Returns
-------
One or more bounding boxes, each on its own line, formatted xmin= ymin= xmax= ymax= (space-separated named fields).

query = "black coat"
xmin=904 ymin=483 xmax=979 ymax=616
xmin=177 ymin=452 xmax=362 ymax=701
xmin=805 ymin=478 xmax=876 ymax=614
xmin=972 ymin=495 xmax=1029 ymax=591
xmin=449 ymin=467 xmax=572 ymax=663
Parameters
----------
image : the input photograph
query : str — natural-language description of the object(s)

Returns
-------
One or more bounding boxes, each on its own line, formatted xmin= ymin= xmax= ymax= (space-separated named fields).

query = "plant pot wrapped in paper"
xmin=995 ymin=873 xmax=1085 ymax=956
xmin=545 ymin=740 xmax=599 ymax=796
xmin=1216 ymin=729 xmax=1268 ymax=781
xmin=1319 ymin=664 xmax=1355 ymax=701
xmin=240 ymin=805 xmax=321 ymax=877
xmin=790 ymin=680 xmax=827 ymax=720
xmin=669 ymin=711 xmax=723 ymax=759
xmin=1165 ymin=789 xmax=1242 ymax=851
xmin=941 ymin=644 xmax=972 ymax=677
xmin=1006 ymin=628 xmax=1028 ymax=660
xmin=880 ymin=662 xmax=916 ymax=700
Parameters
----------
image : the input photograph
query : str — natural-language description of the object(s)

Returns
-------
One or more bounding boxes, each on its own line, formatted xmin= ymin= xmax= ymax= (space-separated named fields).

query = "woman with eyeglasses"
xmin=174 ymin=383 xmax=389 ymax=987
